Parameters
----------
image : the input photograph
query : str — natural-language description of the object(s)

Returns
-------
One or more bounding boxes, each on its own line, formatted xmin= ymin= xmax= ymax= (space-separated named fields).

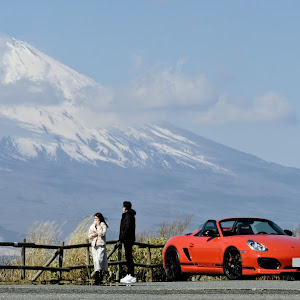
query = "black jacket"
xmin=119 ymin=209 xmax=136 ymax=244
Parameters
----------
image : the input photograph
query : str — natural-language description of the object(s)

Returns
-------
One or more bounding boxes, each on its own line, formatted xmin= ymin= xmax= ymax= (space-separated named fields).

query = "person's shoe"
xmin=123 ymin=274 xmax=136 ymax=283
xmin=120 ymin=274 xmax=130 ymax=283
xmin=127 ymin=275 xmax=136 ymax=283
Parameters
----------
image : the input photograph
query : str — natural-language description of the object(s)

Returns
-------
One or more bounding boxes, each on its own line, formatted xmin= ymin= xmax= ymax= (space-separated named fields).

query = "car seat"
xmin=236 ymin=223 xmax=254 ymax=235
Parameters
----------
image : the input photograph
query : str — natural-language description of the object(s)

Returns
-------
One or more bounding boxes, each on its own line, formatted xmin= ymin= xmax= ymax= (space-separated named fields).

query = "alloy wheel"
xmin=223 ymin=247 xmax=243 ymax=280
xmin=164 ymin=247 xmax=182 ymax=281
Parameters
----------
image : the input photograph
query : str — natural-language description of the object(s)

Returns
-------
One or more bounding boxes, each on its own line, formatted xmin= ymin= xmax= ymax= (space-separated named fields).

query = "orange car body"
xmin=162 ymin=218 xmax=300 ymax=279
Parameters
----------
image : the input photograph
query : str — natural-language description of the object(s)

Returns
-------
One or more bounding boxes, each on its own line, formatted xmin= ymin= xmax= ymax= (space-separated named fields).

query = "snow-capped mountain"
xmin=0 ymin=35 xmax=232 ymax=173
xmin=0 ymin=35 xmax=299 ymax=241
xmin=0 ymin=35 xmax=100 ymax=100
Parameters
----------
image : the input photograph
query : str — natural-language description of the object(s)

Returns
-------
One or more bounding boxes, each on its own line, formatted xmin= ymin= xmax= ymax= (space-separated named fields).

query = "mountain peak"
xmin=0 ymin=35 xmax=101 ymax=103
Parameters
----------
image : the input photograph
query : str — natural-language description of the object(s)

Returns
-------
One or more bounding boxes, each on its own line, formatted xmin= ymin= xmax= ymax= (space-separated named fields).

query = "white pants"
xmin=92 ymin=245 xmax=108 ymax=271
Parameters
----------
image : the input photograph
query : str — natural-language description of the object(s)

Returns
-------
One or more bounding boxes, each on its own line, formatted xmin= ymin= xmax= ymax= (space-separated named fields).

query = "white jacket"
xmin=88 ymin=222 xmax=107 ymax=247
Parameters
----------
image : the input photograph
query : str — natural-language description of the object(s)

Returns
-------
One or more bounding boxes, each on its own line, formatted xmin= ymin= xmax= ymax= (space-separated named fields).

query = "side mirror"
xmin=284 ymin=229 xmax=293 ymax=236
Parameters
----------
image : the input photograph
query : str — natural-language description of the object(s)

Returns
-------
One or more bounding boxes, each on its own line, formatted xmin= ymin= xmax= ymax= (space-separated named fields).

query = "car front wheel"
xmin=223 ymin=247 xmax=243 ymax=280
xmin=164 ymin=247 xmax=183 ymax=281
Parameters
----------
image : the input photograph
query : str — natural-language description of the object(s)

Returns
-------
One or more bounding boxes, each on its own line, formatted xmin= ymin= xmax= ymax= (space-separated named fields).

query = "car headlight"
xmin=247 ymin=240 xmax=268 ymax=252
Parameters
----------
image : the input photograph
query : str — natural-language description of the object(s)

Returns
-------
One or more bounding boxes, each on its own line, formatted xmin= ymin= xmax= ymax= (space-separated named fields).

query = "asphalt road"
xmin=0 ymin=281 xmax=299 ymax=300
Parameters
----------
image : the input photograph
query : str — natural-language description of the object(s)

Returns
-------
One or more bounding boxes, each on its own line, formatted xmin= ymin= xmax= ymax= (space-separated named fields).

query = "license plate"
xmin=292 ymin=258 xmax=300 ymax=267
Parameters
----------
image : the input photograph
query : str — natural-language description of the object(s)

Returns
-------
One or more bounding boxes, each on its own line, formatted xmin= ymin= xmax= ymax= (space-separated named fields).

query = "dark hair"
xmin=123 ymin=201 xmax=132 ymax=210
xmin=94 ymin=212 xmax=108 ymax=228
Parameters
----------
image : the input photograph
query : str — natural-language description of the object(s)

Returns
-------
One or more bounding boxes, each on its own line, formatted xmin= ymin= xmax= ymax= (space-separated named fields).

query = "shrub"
xmin=293 ymin=224 xmax=300 ymax=237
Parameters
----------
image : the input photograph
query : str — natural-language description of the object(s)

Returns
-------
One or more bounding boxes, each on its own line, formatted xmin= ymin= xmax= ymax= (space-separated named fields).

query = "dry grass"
xmin=23 ymin=221 xmax=63 ymax=282
xmin=63 ymin=216 xmax=93 ymax=281
xmin=0 ymin=255 xmax=20 ymax=282
xmin=0 ymin=221 xmax=63 ymax=282
xmin=157 ymin=214 xmax=193 ymax=239
xmin=136 ymin=214 xmax=193 ymax=242
xmin=0 ymin=218 xmax=93 ymax=283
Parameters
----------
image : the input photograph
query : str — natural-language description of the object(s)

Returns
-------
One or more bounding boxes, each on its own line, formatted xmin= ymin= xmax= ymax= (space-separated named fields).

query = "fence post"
xmin=86 ymin=239 xmax=91 ymax=279
xmin=146 ymin=243 xmax=153 ymax=282
xmin=116 ymin=244 xmax=122 ymax=282
xmin=31 ymin=247 xmax=62 ymax=281
xmin=21 ymin=238 xmax=26 ymax=280
xmin=58 ymin=241 xmax=64 ymax=281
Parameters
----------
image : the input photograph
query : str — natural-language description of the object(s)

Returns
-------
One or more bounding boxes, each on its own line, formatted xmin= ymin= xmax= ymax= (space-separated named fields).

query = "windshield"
xmin=219 ymin=218 xmax=286 ymax=236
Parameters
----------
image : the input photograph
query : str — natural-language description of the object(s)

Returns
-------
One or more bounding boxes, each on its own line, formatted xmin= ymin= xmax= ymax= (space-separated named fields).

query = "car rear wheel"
xmin=223 ymin=247 xmax=243 ymax=280
xmin=164 ymin=247 xmax=183 ymax=281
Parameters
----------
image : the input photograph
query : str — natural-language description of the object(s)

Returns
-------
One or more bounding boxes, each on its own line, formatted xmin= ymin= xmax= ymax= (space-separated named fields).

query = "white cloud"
xmin=80 ymin=63 xmax=219 ymax=126
xmin=80 ymin=62 xmax=296 ymax=127
xmin=253 ymin=92 xmax=296 ymax=123
xmin=190 ymin=92 xmax=296 ymax=125
xmin=0 ymin=43 xmax=297 ymax=128
xmin=125 ymin=63 xmax=217 ymax=109
xmin=0 ymin=79 xmax=65 ymax=105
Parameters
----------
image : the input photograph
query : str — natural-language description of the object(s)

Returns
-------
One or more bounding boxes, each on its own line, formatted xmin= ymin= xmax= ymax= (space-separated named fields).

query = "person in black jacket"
xmin=119 ymin=201 xmax=136 ymax=283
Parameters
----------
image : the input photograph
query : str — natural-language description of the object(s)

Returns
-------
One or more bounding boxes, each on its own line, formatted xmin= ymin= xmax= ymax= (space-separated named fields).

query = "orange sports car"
xmin=163 ymin=217 xmax=300 ymax=280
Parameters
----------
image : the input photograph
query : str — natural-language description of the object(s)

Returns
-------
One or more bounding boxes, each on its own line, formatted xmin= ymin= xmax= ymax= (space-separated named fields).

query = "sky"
xmin=0 ymin=0 xmax=299 ymax=168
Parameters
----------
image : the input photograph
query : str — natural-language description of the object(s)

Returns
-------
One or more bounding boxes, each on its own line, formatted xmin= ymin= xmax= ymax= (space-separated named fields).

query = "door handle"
xmin=189 ymin=243 xmax=194 ymax=247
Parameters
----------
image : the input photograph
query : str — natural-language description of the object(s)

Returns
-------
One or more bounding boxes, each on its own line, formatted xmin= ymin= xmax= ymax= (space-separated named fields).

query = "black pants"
xmin=124 ymin=242 xmax=134 ymax=276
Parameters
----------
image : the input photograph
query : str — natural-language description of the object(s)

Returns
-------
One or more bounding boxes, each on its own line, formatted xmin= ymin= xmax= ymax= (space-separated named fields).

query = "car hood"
xmin=226 ymin=235 xmax=300 ymax=250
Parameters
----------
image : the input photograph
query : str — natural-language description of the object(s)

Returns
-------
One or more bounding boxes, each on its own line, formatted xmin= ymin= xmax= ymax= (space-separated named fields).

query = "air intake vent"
xmin=258 ymin=258 xmax=281 ymax=269
xmin=183 ymin=248 xmax=192 ymax=261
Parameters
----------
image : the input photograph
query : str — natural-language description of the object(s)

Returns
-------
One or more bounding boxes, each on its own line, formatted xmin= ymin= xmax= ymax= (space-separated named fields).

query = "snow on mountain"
xmin=0 ymin=35 xmax=100 ymax=101
xmin=0 ymin=103 xmax=232 ymax=173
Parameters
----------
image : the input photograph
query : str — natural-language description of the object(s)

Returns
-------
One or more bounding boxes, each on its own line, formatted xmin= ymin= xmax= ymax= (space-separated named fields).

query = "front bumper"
xmin=241 ymin=250 xmax=300 ymax=276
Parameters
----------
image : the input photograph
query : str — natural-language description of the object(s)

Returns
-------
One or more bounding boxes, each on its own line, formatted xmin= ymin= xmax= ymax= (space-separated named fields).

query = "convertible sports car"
xmin=163 ymin=217 xmax=300 ymax=280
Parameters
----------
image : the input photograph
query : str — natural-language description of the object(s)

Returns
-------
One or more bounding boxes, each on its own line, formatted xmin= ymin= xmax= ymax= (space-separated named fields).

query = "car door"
xmin=188 ymin=220 xmax=222 ymax=268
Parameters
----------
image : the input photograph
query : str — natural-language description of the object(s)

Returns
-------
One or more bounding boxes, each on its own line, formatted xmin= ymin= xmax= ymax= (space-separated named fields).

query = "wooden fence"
xmin=0 ymin=239 xmax=164 ymax=282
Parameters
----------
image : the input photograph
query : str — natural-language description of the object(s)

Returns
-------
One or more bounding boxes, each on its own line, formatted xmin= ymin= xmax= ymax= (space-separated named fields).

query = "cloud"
xmin=126 ymin=63 xmax=217 ymax=109
xmin=253 ymin=92 xmax=296 ymax=123
xmin=82 ymin=63 xmax=218 ymax=126
xmin=0 ymin=50 xmax=296 ymax=128
xmin=191 ymin=92 xmax=297 ymax=125
xmin=78 ymin=62 xmax=296 ymax=127
xmin=0 ymin=79 xmax=66 ymax=105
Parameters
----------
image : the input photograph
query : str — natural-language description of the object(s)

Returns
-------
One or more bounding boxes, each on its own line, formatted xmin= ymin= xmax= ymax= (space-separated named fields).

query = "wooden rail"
xmin=0 ymin=239 xmax=164 ymax=282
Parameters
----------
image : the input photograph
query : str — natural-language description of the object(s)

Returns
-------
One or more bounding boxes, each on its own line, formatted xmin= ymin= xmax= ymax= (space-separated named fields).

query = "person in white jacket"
xmin=88 ymin=212 xmax=108 ymax=285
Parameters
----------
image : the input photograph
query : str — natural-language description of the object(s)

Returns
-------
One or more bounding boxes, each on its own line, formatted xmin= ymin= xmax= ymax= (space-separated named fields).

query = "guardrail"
xmin=0 ymin=239 xmax=164 ymax=282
